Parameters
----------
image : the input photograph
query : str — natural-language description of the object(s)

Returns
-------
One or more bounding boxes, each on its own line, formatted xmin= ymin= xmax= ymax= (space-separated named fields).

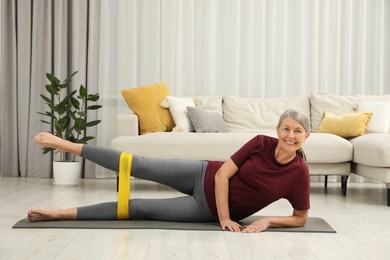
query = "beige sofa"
xmin=111 ymin=91 xmax=390 ymax=206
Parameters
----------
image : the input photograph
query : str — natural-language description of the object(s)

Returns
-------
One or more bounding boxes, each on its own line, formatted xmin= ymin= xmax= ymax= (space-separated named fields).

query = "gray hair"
xmin=277 ymin=109 xmax=310 ymax=161
xmin=277 ymin=109 xmax=310 ymax=132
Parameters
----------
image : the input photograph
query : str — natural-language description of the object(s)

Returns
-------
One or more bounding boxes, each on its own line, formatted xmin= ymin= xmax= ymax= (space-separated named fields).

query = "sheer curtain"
xmin=1 ymin=0 xmax=388 ymax=179
xmin=0 ymin=0 xmax=100 ymax=178
xmin=96 ymin=0 xmax=389 ymax=178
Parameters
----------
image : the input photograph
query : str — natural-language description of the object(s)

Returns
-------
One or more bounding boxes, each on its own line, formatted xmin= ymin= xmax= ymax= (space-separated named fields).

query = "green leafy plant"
xmin=38 ymin=71 xmax=102 ymax=162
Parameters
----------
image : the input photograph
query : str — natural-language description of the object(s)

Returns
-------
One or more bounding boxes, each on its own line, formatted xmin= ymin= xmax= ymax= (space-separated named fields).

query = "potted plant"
xmin=38 ymin=71 xmax=102 ymax=186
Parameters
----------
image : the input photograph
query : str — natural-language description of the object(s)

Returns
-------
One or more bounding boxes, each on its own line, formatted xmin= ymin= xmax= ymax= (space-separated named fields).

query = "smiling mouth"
xmin=285 ymin=140 xmax=296 ymax=145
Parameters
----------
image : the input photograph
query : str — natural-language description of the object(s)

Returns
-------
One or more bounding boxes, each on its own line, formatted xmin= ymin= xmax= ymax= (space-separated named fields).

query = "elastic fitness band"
xmin=117 ymin=152 xmax=133 ymax=219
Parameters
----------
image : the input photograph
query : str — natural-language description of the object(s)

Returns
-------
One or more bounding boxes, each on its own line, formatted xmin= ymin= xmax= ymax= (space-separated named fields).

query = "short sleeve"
xmin=231 ymin=135 xmax=264 ymax=168
xmin=287 ymin=164 xmax=311 ymax=210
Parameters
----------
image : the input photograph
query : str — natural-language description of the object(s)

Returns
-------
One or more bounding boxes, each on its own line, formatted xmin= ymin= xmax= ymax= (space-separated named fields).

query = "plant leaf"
xmin=74 ymin=118 xmax=86 ymax=134
xmin=87 ymin=94 xmax=100 ymax=101
xmin=70 ymin=96 xmax=80 ymax=109
xmin=45 ymin=85 xmax=58 ymax=95
xmin=46 ymin=73 xmax=60 ymax=85
xmin=37 ymin=111 xmax=50 ymax=117
xmin=42 ymin=147 xmax=54 ymax=154
xmin=65 ymin=90 xmax=77 ymax=100
xmin=40 ymin=94 xmax=52 ymax=103
xmin=87 ymin=105 xmax=102 ymax=110
xmin=78 ymin=136 xmax=95 ymax=143
xmin=67 ymin=110 xmax=77 ymax=120
xmin=40 ymin=120 xmax=52 ymax=125
xmin=57 ymin=117 xmax=70 ymax=129
xmin=63 ymin=71 xmax=78 ymax=86
xmin=86 ymin=120 xmax=101 ymax=127
xmin=77 ymin=111 xmax=86 ymax=117
xmin=79 ymin=85 xmax=87 ymax=97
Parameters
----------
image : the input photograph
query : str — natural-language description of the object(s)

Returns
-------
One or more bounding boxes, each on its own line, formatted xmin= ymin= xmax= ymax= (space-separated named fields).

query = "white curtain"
xmin=96 ymin=0 xmax=390 ymax=178
xmin=0 ymin=1 xmax=2 ymax=128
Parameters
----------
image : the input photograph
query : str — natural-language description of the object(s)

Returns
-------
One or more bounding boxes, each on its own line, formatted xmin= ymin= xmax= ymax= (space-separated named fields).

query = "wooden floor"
xmin=0 ymin=176 xmax=389 ymax=260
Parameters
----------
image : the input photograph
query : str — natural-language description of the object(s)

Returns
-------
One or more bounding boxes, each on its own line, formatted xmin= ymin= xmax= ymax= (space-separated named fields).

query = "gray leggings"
xmin=77 ymin=145 xmax=214 ymax=222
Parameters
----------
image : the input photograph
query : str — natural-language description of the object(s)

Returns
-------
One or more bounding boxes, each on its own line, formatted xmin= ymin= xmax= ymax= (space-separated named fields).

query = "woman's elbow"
xmin=293 ymin=209 xmax=309 ymax=227
xmin=296 ymin=216 xmax=307 ymax=227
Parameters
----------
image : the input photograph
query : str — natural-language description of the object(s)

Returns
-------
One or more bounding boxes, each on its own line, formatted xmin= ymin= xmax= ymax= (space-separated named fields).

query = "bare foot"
xmin=27 ymin=208 xmax=77 ymax=222
xmin=34 ymin=132 xmax=68 ymax=152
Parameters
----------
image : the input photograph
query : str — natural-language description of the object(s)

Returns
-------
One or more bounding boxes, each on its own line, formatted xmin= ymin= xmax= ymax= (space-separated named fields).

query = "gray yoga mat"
xmin=13 ymin=216 xmax=336 ymax=233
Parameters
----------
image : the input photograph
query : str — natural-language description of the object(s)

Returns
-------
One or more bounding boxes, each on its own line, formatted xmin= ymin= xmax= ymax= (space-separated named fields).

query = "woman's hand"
xmin=220 ymin=218 xmax=242 ymax=232
xmin=241 ymin=218 xmax=271 ymax=233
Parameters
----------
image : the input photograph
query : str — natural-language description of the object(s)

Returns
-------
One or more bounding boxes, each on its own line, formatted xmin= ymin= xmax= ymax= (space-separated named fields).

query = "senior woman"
xmin=28 ymin=109 xmax=310 ymax=233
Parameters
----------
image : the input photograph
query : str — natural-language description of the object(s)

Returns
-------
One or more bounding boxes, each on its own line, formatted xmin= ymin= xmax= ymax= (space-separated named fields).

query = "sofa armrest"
xmin=117 ymin=114 xmax=139 ymax=136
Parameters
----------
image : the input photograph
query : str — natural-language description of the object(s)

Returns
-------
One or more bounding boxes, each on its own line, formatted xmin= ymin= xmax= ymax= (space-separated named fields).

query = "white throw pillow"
xmin=357 ymin=101 xmax=390 ymax=133
xmin=165 ymin=96 xmax=196 ymax=132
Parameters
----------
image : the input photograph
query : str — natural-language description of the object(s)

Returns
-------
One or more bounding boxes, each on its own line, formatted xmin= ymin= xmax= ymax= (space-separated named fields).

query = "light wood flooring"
xmin=0 ymin=176 xmax=389 ymax=260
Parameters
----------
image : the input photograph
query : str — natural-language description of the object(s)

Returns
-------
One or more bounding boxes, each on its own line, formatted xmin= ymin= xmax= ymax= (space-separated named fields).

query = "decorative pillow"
xmin=316 ymin=111 xmax=373 ymax=138
xmin=187 ymin=107 xmax=230 ymax=133
xmin=165 ymin=96 xmax=196 ymax=132
xmin=121 ymin=82 xmax=175 ymax=135
xmin=160 ymin=95 xmax=223 ymax=115
xmin=357 ymin=101 xmax=390 ymax=133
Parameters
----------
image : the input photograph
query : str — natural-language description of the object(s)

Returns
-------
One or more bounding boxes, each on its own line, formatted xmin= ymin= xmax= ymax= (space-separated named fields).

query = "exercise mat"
xmin=13 ymin=216 xmax=336 ymax=233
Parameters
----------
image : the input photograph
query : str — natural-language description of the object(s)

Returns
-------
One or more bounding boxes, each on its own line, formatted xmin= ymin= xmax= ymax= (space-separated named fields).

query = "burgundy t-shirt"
xmin=204 ymin=135 xmax=310 ymax=221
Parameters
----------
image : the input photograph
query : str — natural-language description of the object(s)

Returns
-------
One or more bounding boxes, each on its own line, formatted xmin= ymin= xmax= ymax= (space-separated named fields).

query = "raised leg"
xmin=34 ymin=132 xmax=83 ymax=156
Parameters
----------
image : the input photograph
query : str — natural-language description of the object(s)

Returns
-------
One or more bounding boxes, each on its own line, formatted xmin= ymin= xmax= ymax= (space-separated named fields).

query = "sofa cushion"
xmin=310 ymin=91 xmax=357 ymax=132
xmin=187 ymin=107 xmax=230 ymax=133
xmin=111 ymin=132 xmax=351 ymax=164
xmin=222 ymin=95 xmax=310 ymax=132
xmin=194 ymin=95 xmax=223 ymax=115
xmin=316 ymin=111 xmax=372 ymax=138
xmin=111 ymin=132 xmax=261 ymax=161
xmin=121 ymin=82 xmax=175 ymax=134
xmin=353 ymin=164 xmax=390 ymax=183
xmin=350 ymin=133 xmax=390 ymax=167
xmin=357 ymin=101 xmax=390 ymax=133
xmin=302 ymin=133 xmax=353 ymax=163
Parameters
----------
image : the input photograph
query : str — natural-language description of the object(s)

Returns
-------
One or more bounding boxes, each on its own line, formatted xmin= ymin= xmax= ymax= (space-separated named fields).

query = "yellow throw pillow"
xmin=121 ymin=82 xmax=175 ymax=134
xmin=316 ymin=111 xmax=373 ymax=138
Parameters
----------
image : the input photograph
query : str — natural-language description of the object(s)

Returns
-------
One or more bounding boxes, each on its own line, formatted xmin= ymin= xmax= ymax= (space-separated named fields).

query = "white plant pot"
xmin=53 ymin=161 xmax=82 ymax=186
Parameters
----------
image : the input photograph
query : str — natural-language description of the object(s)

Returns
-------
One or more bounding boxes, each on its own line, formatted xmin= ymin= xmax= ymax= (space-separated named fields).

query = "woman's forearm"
xmin=214 ymin=159 xmax=238 ymax=222
xmin=265 ymin=209 xmax=308 ymax=228
xmin=242 ymin=209 xmax=309 ymax=233
xmin=266 ymin=215 xmax=307 ymax=228
xmin=214 ymin=173 xmax=231 ymax=221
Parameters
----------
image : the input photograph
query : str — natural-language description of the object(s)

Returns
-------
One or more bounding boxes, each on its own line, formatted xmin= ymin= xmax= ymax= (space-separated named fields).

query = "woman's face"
xmin=276 ymin=116 xmax=310 ymax=153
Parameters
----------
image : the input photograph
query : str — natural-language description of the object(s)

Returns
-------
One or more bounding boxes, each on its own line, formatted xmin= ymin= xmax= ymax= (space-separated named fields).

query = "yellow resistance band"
xmin=117 ymin=152 xmax=133 ymax=219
